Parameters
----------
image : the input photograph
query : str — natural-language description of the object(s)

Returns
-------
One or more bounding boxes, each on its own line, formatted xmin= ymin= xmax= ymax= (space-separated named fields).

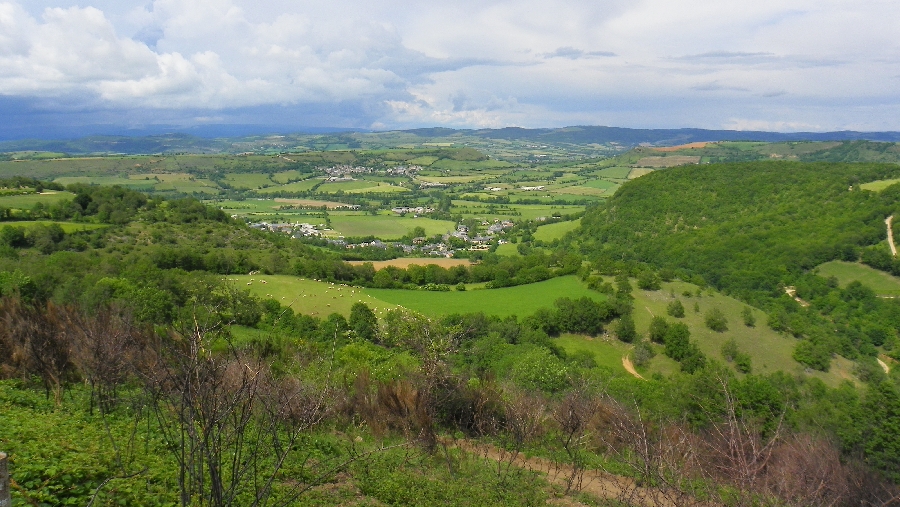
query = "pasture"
xmin=229 ymin=275 xmax=397 ymax=317
xmin=533 ymin=220 xmax=580 ymax=242
xmin=328 ymin=214 xmax=455 ymax=238
xmin=4 ymin=220 xmax=109 ymax=233
xmin=0 ymin=191 xmax=76 ymax=208
xmin=255 ymin=179 xmax=322 ymax=193
xmin=364 ymin=275 xmax=606 ymax=318
xmin=554 ymin=334 xmax=633 ymax=373
xmin=224 ymin=173 xmax=276 ymax=189
xmin=861 ymin=178 xmax=900 ymax=192
xmin=816 ymin=260 xmax=900 ymax=296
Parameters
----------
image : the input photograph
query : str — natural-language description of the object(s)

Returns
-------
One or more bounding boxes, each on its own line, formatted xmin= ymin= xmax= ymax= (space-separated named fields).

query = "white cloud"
xmin=1 ymin=0 xmax=900 ymax=131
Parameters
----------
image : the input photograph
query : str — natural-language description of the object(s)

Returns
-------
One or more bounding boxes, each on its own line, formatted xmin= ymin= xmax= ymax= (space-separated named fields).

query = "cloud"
xmin=543 ymin=47 xmax=617 ymax=59
xmin=1 ymin=0 xmax=900 ymax=133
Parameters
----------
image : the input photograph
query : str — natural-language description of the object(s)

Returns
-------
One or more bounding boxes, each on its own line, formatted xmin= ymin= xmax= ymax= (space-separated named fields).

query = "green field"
xmin=4 ymin=220 xmax=109 ymax=232
xmin=256 ymin=179 xmax=322 ymax=193
xmin=0 ymin=191 xmax=76 ymax=208
xmin=554 ymin=334 xmax=633 ymax=373
xmin=817 ymin=260 xmax=900 ymax=296
xmin=407 ymin=156 xmax=439 ymax=165
xmin=580 ymin=179 xmax=619 ymax=190
xmin=594 ymin=167 xmax=632 ymax=179
xmin=271 ymin=170 xmax=308 ymax=184
xmin=861 ymin=178 xmax=900 ymax=192
xmin=55 ymin=176 xmax=155 ymax=188
xmin=317 ymin=180 xmax=381 ymax=193
xmin=229 ymin=275 xmax=398 ymax=317
xmin=533 ymin=220 xmax=580 ymax=241
xmin=494 ymin=243 xmax=521 ymax=256
xmin=365 ymin=276 xmax=605 ymax=318
xmin=224 ymin=173 xmax=275 ymax=189
xmin=328 ymin=214 xmax=455 ymax=238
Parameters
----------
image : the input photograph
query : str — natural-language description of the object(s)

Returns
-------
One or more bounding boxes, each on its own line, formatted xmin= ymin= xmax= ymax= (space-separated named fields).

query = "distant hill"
xmin=2 ymin=125 xmax=900 ymax=156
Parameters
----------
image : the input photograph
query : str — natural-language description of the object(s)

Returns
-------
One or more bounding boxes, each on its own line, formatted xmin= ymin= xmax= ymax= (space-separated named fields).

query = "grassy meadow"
xmin=533 ymin=220 xmax=580 ymax=241
xmin=229 ymin=275 xmax=398 ymax=317
xmin=328 ymin=214 xmax=455 ymax=238
xmin=0 ymin=191 xmax=76 ymax=208
xmin=816 ymin=260 xmax=900 ymax=296
xmin=364 ymin=275 xmax=605 ymax=318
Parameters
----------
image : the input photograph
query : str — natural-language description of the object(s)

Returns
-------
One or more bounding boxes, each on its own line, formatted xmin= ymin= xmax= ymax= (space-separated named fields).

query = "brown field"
xmin=347 ymin=258 xmax=474 ymax=269
xmin=633 ymin=155 xmax=701 ymax=168
xmin=651 ymin=142 xmax=711 ymax=152
xmin=274 ymin=198 xmax=358 ymax=209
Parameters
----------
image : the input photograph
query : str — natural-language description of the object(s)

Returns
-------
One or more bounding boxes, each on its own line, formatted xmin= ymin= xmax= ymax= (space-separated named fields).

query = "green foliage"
xmin=632 ymin=340 xmax=656 ymax=367
xmin=648 ymin=315 xmax=669 ymax=344
xmin=349 ymin=301 xmax=378 ymax=341
xmin=741 ymin=306 xmax=756 ymax=327
xmin=663 ymin=322 xmax=691 ymax=360
xmin=508 ymin=346 xmax=570 ymax=392
xmin=666 ymin=298 xmax=685 ymax=318
xmin=615 ymin=313 xmax=637 ymax=343
xmin=704 ymin=307 xmax=728 ymax=332
xmin=636 ymin=269 xmax=661 ymax=290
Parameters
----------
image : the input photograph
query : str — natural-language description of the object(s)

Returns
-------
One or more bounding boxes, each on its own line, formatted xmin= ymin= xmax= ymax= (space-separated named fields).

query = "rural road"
xmin=887 ymin=216 xmax=897 ymax=257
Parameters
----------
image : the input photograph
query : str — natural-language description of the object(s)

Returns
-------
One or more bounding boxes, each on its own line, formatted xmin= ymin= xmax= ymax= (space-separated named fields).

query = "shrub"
xmin=615 ymin=314 xmax=637 ymax=343
xmin=666 ymin=299 xmax=685 ymax=318
xmin=649 ymin=316 xmax=670 ymax=344
xmin=705 ymin=307 xmax=728 ymax=332
xmin=636 ymin=270 xmax=661 ymax=291
xmin=742 ymin=306 xmax=756 ymax=327
xmin=632 ymin=340 xmax=656 ymax=367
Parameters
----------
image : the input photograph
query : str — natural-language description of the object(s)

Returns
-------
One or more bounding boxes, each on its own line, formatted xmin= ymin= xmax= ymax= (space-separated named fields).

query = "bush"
xmin=663 ymin=322 xmax=691 ymax=361
xmin=632 ymin=340 xmax=656 ymax=367
xmin=636 ymin=270 xmax=661 ymax=291
xmin=742 ymin=306 xmax=756 ymax=327
xmin=666 ymin=299 xmax=685 ymax=318
xmin=649 ymin=316 xmax=670 ymax=344
xmin=704 ymin=307 xmax=728 ymax=332
xmin=615 ymin=314 xmax=637 ymax=343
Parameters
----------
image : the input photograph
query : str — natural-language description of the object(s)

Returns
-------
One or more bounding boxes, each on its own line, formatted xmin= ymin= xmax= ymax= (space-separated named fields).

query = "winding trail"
xmin=878 ymin=357 xmax=891 ymax=374
xmin=622 ymin=356 xmax=646 ymax=380
xmin=455 ymin=440 xmax=686 ymax=507
xmin=887 ymin=215 xmax=897 ymax=257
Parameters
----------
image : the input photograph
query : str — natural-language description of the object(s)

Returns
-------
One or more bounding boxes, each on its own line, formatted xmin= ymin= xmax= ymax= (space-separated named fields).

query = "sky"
xmin=1 ymin=0 xmax=899 ymax=137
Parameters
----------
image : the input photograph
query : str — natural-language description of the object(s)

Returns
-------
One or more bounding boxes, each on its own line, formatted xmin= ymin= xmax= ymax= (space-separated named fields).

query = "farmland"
xmin=365 ymin=275 xmax=605 ymax=318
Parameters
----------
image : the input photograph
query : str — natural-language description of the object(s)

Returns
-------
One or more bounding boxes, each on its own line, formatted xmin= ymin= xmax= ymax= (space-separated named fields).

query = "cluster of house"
xmin=320 ymin=164 xmax=423 ymax=179
xmin=390 ymin=206 xmax=434 ymax=216
xmin=318 ymin=219 xmax=516 ymax=257
xmin=250 ymin=222 xmax=322 ymax=237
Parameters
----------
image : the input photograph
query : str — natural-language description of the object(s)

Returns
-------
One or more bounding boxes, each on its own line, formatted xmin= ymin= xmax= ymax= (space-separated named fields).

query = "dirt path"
xmin=783 ymin=286 xmax=810 ymax=307
xmin=887 ymin=216 xmax=897 ymax=257
xmin=878 ymin=357 xmax=891 ymax=374
xmin=455 ymin=440 xmax=686 ymax=507
xmin=622 ymin=356 xmax=646 ymax=380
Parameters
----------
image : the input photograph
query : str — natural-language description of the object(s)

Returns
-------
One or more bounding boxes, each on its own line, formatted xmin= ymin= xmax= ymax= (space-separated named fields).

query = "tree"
xmin=648 ymin=315 xmax=670 ymax=343
xmin=664 ymin=322 xmax=691 ymax=361
xmin=616 ymin=314 xmax=637 ymax=343
xmin=667 ymin=299 xmax=685 ymax=318
xmin=349 ymin=302 xmax=378 ymax=342
xmin=636 ymin=270 xmax=661 ymax=291
xmin=705 ymin=307 xmax=728 ymax=332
